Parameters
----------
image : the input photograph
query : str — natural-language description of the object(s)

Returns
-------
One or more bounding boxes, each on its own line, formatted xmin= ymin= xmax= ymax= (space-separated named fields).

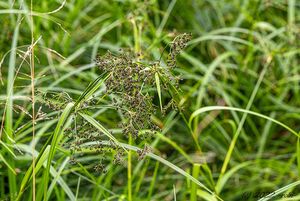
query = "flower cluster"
xmin=95 ymin=50 xmax=159 ymax=139
xmin=95 ymin=33 xmax=192 ymax=142
xmin=38 ymin=33 xmax=191 ymax=173
xmin=167 ymin=33 xmax=192 ymax=68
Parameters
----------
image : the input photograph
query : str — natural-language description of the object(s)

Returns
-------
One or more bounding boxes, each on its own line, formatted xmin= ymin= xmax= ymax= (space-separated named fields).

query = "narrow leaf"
xmin=44 ymin=102 xmax=74 ymax=199
xmin=79 ymin=112 xmax=126 ymax=152
xmin=189 ymin=106 xmax=299 ymax=137
xmin=74 ymin=73 xmax=110 ymax=108
xmin=0 ymin=153 xmax=16 ymax=175
xmin=155 ymin=72 xmax=163 ymax=112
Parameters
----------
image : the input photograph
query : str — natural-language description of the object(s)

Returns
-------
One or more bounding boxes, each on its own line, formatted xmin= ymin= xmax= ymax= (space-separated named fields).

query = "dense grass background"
xmin=0 ymin=0 xmax=300 ymax=200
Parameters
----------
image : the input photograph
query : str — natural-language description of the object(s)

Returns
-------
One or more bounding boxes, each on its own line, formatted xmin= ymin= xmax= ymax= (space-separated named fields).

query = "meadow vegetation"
xmin=0 ymin=0 xmax=300 ymax=200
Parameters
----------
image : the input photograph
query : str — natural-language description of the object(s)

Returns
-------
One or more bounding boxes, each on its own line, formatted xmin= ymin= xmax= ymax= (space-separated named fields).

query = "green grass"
xmin=0 ymin=0 xmax=300 ymax=200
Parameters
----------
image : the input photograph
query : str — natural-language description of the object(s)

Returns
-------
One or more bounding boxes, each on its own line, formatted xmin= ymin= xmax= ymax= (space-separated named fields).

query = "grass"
xmin=0 ymin=0 xmax=300 ymax=200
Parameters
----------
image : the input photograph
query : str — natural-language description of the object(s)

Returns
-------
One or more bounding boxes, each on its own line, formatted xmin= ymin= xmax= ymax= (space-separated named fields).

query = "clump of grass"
xmin=1 ymin=1 xmax=300 ymax=201
xmin=32 ymin=33 xmax=192 ymax=177
xmin=94 ymin=33 xmax=192 ymax=140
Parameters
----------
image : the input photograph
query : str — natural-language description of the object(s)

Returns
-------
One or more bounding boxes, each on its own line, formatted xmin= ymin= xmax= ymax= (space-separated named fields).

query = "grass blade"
xmin=215 ymin=161 xmax=252 ymax=194
xmin=79 ymin=112 xmax=125 ymax=151
xmin=47 ymin=157 xmax=72 ymax=200
xmin=258 ymin=180 xmax=300 ymax=201
xmin=44 ymin=102 xmax=74 ymax=200
xmin=191 ymin=163 xmax=200 ymax=201
xmin=74 ymin=72 xmax=110 ymax=108
xmin=0 ymin=153 xmax=16 ymax=175
xmin=155 ymin=72 xmax=163 ymax=112
xmin=189 ymin=106 xmax=299 ymax=137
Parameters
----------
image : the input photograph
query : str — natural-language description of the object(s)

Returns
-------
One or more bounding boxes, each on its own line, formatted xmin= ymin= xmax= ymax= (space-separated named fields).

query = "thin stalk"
xmin=191 ymin=164 xmax=200 ymax=201
xmin=4 ymin=10 xmax=22 ymax=201
xmin=30 ymin=0 xmax=36 ymax=200
xmin=127 ymin=134 xmax=132 ymax=201
xmin=147 ymin=162 xmax=159 ymax=200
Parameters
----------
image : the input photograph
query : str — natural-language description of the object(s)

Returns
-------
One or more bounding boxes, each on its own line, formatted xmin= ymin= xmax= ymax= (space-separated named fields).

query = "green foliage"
xmin=0 ymin=0 xmax=300 ymax=201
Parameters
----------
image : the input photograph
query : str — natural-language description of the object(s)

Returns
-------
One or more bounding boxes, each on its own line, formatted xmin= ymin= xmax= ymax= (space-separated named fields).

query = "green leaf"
xmin=191 ymin=163 xmax=200 ymax=201
xmin=74 ymin=72 xmax=110 ymax=108
xmin=44 ymin=102 xmax=74 ymax=199
xmin=215 ymin=161 xmax=252 ymax=194
xmin=197 ymin=190 xmax=218 ymax=201
xmin=16 ymin=144 xmax=75 ymax=201
xmin=79 ymin=112 xmax=126 ymax=152
xmin=155 ymin=72 xmax=163 ymax=112
xmin=47 ymin=157 xmax=74 ymax=200
xmin=258 ymin=179 xmax=300 ymax=201
xmin=0 ymin=153 xmax=16 ymax=175
xmin=189 ymin=106 xmax=299 ymax=137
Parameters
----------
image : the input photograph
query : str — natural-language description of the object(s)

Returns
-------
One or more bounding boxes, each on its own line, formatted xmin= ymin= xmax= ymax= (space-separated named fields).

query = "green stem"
xmin=127 ymin=134 xmax=132 ymax=201
xmin=191 ymin=164 xmax=200 ymax=201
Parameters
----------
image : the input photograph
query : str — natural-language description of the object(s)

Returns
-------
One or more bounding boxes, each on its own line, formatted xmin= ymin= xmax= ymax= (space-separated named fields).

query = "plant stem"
xmin=127 ymin=134 xmax=132 ymax=201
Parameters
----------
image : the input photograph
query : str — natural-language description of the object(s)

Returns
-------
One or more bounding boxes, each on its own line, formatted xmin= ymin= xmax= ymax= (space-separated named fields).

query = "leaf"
xmin=18 ymin=145 xmax=50 ymax=200
xmin=191 ymin=164 xmax=201 ymax=201
xmin=79 ymin=112 xmax=126 ymax=152
xmin=15 ymin=144 xmax=75 ymax=201
xmin=44 ymin=102 xmax=74 ymax=199
xmin=215 ymin=161 xmax=252 ymax=194
xmin=0 ymin=153 xmax=16 ymax=175
xmin=47 ymin=157 xmax=73 ymax=200
xmin=197 ymin=190 xmax=218 ymax=201
xmin=258 ymin=179 xmax=300 ymax=201
xmin=17 ymin=138 xmax=52 ymax=199
xmin=155 ymin=72 xmax=163 ymax=112
xmin=189 ymin=106 xmax=299 ymax=137
xmin=74 ymin=72 xmax=110 ymax=108
xmin=297 ymin=137 xmax=300 ymax=177
xmin=17 ymin=103 xmax=73 ymax=201
xmin=0 ymin=140 xmax=16 ymax=158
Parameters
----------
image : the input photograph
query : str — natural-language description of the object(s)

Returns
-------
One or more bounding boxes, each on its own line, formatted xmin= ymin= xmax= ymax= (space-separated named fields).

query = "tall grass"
xmin=0 ymin=0 xmax=300 ymax=200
